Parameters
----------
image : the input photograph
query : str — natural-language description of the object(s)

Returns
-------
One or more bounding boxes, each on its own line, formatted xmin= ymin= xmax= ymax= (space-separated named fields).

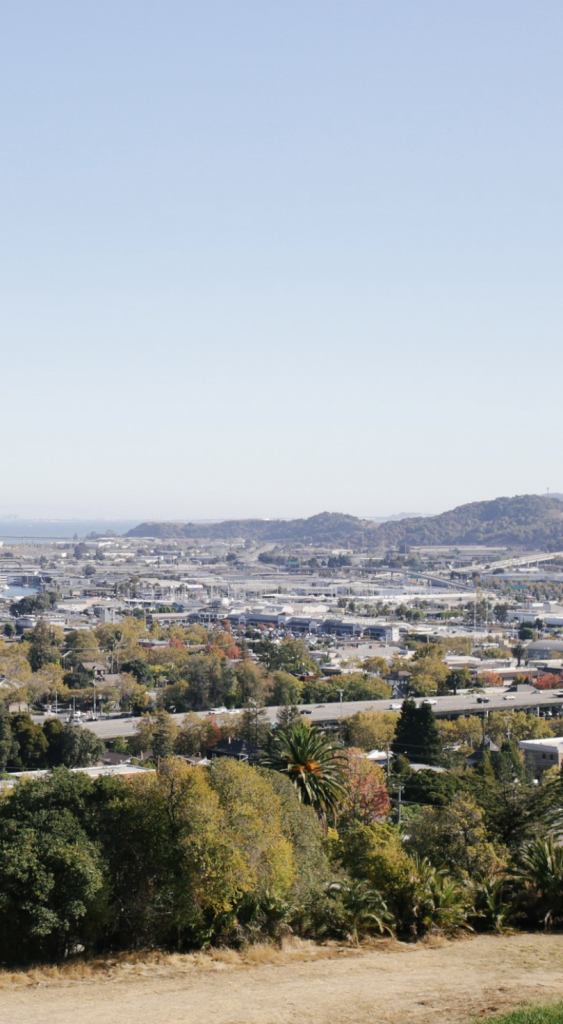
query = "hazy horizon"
xmin=2 ymin=2 xmax=561 ymax=520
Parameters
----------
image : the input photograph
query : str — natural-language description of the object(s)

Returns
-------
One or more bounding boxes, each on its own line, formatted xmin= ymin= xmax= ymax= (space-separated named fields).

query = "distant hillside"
xmin=126 ymin=495 xmax=563 ymax=551
xmin=374 ymin=495 xmax=563 ymax=549
xmin=126 ymin=512 xmax=370 ymax=546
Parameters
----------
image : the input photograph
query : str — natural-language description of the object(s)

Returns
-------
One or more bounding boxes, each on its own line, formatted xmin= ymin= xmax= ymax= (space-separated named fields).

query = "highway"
xmin=32 ymin=689 xmax=563 ymax=740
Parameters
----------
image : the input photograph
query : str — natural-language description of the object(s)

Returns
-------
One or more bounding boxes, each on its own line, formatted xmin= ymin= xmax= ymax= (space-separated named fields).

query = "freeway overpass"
xmin=455 ymin=551 xmax=563 ymax=576
xmin=33 ymin=689 xmax=563 ymax=741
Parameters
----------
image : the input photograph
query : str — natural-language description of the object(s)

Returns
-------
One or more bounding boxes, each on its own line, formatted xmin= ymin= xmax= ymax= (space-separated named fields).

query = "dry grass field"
xmin=2 ymin=933 xmax=563 ymax=1024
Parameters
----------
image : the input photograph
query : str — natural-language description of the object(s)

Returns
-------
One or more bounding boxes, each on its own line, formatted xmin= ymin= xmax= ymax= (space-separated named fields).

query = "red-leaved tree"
xmin=339 ymin=748 xmax=391 ymax=826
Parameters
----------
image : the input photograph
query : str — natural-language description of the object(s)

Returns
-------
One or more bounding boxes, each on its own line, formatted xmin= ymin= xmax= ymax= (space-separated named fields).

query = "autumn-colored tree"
xmin=339 ymin=748 xmax=391 ymax=826
xmin=208 ymin=758 xmax=295 ymax=902
xmin=175 ymin=712 xmax=220 ymax=755
xmin=485 ymin=711 xmax=555 ymax=745
xmin=360 ymin=656 xmax=388 ymax=676
xmin=479 ymin=671 xmax=503 ymax=687
xmin=345 ymin=710 xmax=398 ymax=751
xmin=0 ymin=644 xmax=33 ymax=691
xmin=233 ymin=660 xmax=271 ymax=705
xmin=31 ymin=663 xmax=69 ymax=705
xmin=271 ymin=670 xmax=304 ymax=706
xmin=185 ymin=624 xmax=209 ymax=645
xmin=63 ymin=629 xmax=101 ymax=665
xmin=534 ymin=673 xmax=561 ymax=690
xmin=408 ymin=645 xmax=449 ymax=695
xmin=437 ymin=715 xmax=483 ymax=750
xmin=405 ymin=792 xmax=507 ymax=880
xmin=206 ymin=630 xmax=242 ymax=660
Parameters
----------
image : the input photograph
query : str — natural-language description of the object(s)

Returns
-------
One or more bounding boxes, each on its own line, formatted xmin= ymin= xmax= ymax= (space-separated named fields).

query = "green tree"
xmin=512 ymin=642 xmax=526 ymax=667
xmin=27 ymin=622 xmax=64 ymax=672
xmin=518 ymin=625 xmax=537 ymax=641
xmin=338 ymin=822 xmax=472 ymax=938
xmin=0 ymin=809 xmax=105 ymax=964
xmin=9 ymin=714 xmax=49 ymax=769
xmin=120 ymin=657 xmax=153 ymax=685
xmin=238 ymin=699 xmax=270 ymax=746
xmin=55 ymin=723 xmax=105 ymax=768
xmin=441 ymin=668 xmax=472 ymax=695
xmin=152 ymin=710 xmax=179 ymax=760
xmin=464 ymin=770 xmax=563 ymax=853
xmin=401 ymin=767 xmax=461 ymax=807
xmin=0 ymin=703 xmax=14 ymax=770
xmin=328 ymin=879 xmax=393 ymax=943
xmin=256 ymin=638 xmax=317 ymax=676
xmin=391 ymin=699 xmax=443 ymax=766
xmin=276 ymin=703 xmax=302 ymax=728
xmin=9 ymin=591 xmax=58 ymax=618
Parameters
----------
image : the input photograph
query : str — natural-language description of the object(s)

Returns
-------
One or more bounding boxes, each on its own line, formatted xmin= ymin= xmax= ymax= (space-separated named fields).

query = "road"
xmin=32 ymin=689 xmax=563 ymax=740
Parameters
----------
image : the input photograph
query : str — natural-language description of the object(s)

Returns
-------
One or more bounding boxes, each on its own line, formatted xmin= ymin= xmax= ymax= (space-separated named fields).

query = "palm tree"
xmin=261 ymin=722 xmax=347 ymax=816
xmin=512 ymin=642 xmax=525 ymax=668
xmin=328 ymin=880 xmax=393 ymax=944
xmin=410 ymin=857 xmax=474 ymax=937
xmin=511 ymin=837 xmax=563 ymax=929
xmin=474 ymin=878 xmax=513 ymax=934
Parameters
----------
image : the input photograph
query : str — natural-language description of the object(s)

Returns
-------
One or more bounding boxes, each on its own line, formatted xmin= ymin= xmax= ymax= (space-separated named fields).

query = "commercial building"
xmin=518 ymin=737 xmax=563 ymax=773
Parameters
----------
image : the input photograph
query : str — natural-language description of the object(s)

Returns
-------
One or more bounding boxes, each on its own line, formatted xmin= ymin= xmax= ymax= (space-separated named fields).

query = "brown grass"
xmin=0 ymin=936 xmax=364 ymax=988
xmin=2 ymin=933 xmax=563 ymax=1024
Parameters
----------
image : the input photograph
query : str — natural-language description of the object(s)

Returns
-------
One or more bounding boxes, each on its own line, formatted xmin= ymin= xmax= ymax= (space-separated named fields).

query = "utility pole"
xmin=397 ymin=784 xmax=403 ymax=825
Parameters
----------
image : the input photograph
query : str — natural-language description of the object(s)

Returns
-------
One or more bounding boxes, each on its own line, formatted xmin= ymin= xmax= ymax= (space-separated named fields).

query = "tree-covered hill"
xmin=126 ymin=511 xmax=370 ymax=546
xmin=375 ymin=494 xmax=563 ymax=549
xmin=127 ymin=494 xmax=563 ymax=551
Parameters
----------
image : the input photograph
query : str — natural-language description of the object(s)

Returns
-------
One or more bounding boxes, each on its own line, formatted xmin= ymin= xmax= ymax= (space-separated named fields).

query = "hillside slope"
xmin=375 ymin=494 xmax=563 ymax=549
xmin=126 ymin=495 xmax=563 ymax=550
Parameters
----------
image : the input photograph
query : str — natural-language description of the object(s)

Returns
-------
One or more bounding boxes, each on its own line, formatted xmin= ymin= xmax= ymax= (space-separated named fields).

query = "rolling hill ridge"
xmin=126 ymin=494 xmax=563 ymax=550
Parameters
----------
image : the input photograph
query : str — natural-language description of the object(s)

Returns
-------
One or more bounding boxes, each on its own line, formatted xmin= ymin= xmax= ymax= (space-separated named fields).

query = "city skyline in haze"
xmin=1 ymin=2 xmax=562 ymax=520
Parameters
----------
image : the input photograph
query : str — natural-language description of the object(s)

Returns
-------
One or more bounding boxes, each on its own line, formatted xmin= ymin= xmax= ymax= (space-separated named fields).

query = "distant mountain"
xmin=366 ymin=512 xmax=428 ymax=522
xmin=127 ymin=512 xmax=370 ymax=546
xmin=126 ymin=495 xmax=563 ymax=551
xmin=374 ymin=495 xmax=563 ymax=549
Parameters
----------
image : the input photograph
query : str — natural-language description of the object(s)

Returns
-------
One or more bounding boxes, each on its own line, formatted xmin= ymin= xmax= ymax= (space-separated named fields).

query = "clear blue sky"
xmin=1 ymin=1 xmax=562 ymax=521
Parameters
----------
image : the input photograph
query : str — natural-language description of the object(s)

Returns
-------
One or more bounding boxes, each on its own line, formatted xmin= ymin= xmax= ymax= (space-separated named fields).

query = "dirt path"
xmin=3 ymin=933 xmax=563 ymax=1024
